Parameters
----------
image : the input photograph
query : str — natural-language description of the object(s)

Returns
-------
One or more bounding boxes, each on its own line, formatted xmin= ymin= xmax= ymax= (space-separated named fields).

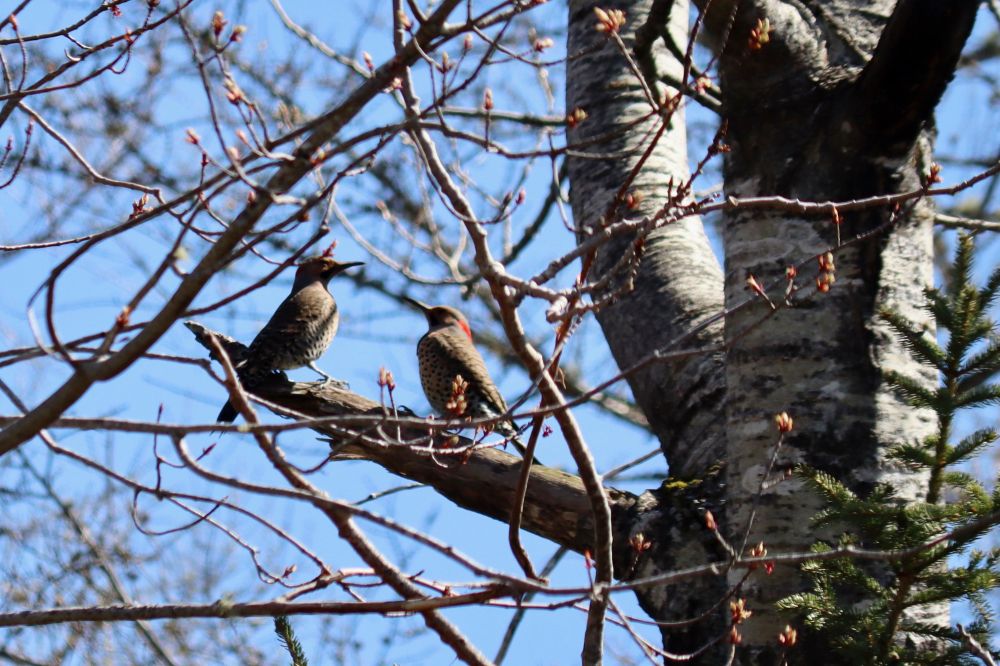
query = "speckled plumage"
xmin=416 ymin=324 xmax=510 ymax=419
xmin=217 ymin=256 xmax=363 ymax=423
xmin=404 ymin=298 xmax=537 ymax=463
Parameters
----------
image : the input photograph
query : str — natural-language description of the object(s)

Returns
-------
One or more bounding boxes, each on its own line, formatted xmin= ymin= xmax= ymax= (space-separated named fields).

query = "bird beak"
xmin=327 ymin=261 xmax=364 ymax=277
xmin=402 ymin=296 xmax=432 ymax=313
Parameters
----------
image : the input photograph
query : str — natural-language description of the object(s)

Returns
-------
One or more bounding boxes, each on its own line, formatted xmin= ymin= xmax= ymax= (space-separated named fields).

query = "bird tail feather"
xmin=502 ymin=422 xmax=541 ymax=466
xmin=216 ymin=400 xmax=239 ymax=424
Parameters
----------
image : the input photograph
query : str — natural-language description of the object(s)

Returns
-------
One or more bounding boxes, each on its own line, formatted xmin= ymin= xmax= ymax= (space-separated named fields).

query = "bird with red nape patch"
xmin=403 ymin=297 xmax=539 ymax=464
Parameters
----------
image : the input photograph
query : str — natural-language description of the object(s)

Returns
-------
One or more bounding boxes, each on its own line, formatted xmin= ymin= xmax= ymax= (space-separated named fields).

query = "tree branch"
xmin=184 ymin=322 xmax=641 ymax=558
xmin=0 ymin=592 xmax=506 ymax=628
xmin=853 ymin=0 xmax=979 ymax=153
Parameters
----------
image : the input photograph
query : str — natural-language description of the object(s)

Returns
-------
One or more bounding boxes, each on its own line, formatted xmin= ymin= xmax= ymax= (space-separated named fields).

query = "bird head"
xmin=402 ymin=297 xmax=473 ymax=341
xmin=294 ymin=256 xmax=364 ymax=289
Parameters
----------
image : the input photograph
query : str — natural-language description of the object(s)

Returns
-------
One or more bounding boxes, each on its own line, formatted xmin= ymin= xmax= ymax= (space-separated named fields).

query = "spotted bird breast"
xmin=415 ymin=327 xmax=506 ymax=418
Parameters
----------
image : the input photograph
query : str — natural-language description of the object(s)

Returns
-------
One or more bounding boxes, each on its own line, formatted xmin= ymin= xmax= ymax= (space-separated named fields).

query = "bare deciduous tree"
xmin=1 ymin=0 xmax=999 ymax=664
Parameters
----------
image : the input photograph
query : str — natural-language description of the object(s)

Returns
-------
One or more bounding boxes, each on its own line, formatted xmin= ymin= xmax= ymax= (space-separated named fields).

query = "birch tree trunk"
xmin=566 ymin=0 xmax=732 ymax=657
xmin=718 ymin=2 xmax=976 ymax=661
xmin=565 ymin=0 xmax=978 ymax=662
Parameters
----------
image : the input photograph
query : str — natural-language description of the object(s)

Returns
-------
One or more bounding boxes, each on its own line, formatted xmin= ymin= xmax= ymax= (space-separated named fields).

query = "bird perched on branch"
xmin=216 ymin=255 xmax=364 ymax=423
xmin=403 ymin=297 xmax=539 ymax=464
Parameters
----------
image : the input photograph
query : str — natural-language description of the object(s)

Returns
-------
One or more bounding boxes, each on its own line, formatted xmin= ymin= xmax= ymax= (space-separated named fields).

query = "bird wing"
xmin=428 ymin=327 xmax=509 ymax=414
xmin=241 ymin=287 xmax=334 ymax=373
xmin=244 ymin=293 xmax=305 ymax=359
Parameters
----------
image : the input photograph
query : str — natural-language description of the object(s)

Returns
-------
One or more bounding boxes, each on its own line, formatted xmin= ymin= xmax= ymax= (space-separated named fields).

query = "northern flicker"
xmin=216 ymin=256 xmax=363 ymax=423
xmin=403 ymin=297 xmax=539 ymax=464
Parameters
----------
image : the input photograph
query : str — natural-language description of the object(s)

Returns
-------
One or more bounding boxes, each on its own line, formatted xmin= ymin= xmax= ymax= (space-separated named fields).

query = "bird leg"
xmin=307 ymin=361 xmax=349 ymax=389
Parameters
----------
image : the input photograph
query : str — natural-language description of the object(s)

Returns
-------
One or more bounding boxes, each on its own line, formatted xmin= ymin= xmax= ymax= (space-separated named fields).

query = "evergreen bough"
xmin=778 ymin=234 xmax=1000 ymax=665
xmin=274 ymin=615 xmax=310 ymax=666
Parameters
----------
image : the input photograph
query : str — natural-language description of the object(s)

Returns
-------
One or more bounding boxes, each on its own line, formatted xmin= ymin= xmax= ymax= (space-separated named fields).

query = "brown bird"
xmin=403 ymin=297 xmax=538 ymax=464
xmin=217 ymin=256 xmax=363 ymax=423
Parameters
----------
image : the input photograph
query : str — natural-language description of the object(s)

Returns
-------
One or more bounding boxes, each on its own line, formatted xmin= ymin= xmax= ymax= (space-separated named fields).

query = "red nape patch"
xmin=459 ymin=320 xmax=473 ymax=341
